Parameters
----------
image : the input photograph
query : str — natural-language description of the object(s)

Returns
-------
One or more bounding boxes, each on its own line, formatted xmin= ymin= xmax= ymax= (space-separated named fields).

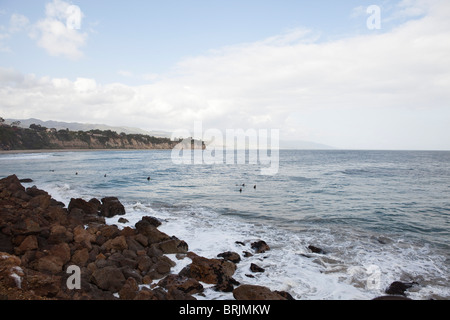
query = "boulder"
xmin=100 ymin=197 xmax=125 ymax=218
xmin=250 ymin=263 xmax=265 ymax=273
xmin=385 ymin=281 xmax=418 ymax=296
xmin=233 ymin=285 xmax=288 ymax=300
xmin=119 ymin=277 xmax=139 ymax=300
xmin=158 ymin=238 xmax=189 ymax=254
xmin=101 ymin=235 xmax=128 ymax=251
xmin=217 ymin=251 xmax=241 ymax=263
xmin=157 ymin=274 xmax=204 ymax=295
xmin=180 ymin=253 xmax=238 ymax=292
xmin=251 ymin=240 xmax=270 ymax=253
xmin=308 ymin=245 xmax=326 ymax=254
xmin=15 ymin=235 xmax=38 ymax=255
xmin=135 ymin=217 xmax=170 ymax=244
xmin=68 ymin=198 xmax=99 ymax=215
xmin=91 ymin=266 xmax=126 ymax=292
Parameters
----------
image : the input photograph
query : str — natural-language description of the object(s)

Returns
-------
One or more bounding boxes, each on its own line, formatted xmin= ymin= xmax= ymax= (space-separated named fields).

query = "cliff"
xmin=0 ymin=124 xmax=204 ymax=151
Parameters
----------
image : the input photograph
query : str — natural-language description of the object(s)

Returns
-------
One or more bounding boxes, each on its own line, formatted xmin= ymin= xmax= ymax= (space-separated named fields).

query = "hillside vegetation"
xmin=0 ymin=122 xmax=184 ymax=151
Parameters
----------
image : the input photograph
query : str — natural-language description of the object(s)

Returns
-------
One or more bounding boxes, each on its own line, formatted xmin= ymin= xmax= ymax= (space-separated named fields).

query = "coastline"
xmin=0 ymin=174 xmax=292 ymax=300
xmin=0 ymin=148 xmax=174 ymax=155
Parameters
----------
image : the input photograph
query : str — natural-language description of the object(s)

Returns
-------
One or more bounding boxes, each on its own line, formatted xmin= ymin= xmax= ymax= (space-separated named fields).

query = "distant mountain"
xmin=279 ymin=139 xmax=334 ymax=150
xmin=5 ymin=118 xmax=171 ymax=138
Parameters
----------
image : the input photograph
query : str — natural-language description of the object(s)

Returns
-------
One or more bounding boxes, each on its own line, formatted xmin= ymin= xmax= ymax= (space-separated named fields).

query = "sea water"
xmin=0 ymin=150 xmax=448 ymax=299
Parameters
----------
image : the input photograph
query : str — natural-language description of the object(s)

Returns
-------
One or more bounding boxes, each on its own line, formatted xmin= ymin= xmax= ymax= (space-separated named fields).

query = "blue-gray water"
xmin=1 ymin=150 xmax=449 ymax=299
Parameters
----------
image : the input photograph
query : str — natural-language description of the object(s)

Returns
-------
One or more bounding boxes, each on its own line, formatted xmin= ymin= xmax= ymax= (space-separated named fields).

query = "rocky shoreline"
xmin=0 ymin=174 xmax=292 ymax=300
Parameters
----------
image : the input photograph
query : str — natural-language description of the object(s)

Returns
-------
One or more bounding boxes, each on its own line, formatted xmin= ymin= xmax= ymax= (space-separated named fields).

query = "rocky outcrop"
xmin=233 ymin=285 xmax=288 ymax=300
xmin=0 ymin=175 xmax=294 ymax=300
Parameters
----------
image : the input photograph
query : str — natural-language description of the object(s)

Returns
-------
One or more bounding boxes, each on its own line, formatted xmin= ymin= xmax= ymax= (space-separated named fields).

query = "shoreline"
xmin=0 ymin=148 xmax=174 ymax=155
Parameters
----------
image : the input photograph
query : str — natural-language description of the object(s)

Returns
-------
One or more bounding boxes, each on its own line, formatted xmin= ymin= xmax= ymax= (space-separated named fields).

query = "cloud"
xmin=29 ymin=0 xmax=87 ymax=60
xmin=0 ymin=13 xmax=29 ymax=52
xmin=1 ymin=0 xmax=450 ymax=149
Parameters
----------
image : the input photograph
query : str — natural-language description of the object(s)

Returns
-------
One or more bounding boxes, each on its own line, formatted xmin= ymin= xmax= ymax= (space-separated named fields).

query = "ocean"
xmin=0 ymin=149 xmax=449 ymax=299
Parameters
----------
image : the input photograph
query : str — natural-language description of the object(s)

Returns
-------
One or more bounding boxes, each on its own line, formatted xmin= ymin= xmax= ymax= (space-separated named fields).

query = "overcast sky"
xmin=1 ymin=0 xmax=449 ymax=150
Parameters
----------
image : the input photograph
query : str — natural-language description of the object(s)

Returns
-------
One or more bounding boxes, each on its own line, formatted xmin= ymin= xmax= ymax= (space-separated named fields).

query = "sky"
xmin=0 ymin=0 xmax=449 ymax=150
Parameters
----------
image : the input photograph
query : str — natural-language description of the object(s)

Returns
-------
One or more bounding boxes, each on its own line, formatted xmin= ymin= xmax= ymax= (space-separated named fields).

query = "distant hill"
xmin=279 ymin=139 xmax=334 ymax=150
xmin=4 ymin=118 xmax=171 ymax=138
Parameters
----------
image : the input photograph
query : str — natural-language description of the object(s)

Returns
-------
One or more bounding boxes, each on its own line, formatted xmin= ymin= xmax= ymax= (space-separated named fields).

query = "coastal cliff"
xmin=0 ymin=124 xmax=204 ymax=151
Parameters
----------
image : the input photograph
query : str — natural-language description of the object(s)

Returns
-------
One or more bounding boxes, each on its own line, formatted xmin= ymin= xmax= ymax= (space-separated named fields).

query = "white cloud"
xmin=0 ymin=13 xmax=29 ymax=52
xmin=29 ymin=0 xmax=87 ymax=60
xmin=1 ymin=0 xmax=450 ymax=149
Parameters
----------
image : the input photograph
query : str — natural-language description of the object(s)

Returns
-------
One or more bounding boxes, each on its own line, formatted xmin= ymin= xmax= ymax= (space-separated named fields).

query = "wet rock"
xmin=158 ymin=238 xmax=189 ymax=254
xmin=180 ymin=253 xmax=238 ymax=292
xmin=308 ymin=245 xmax=326 ymax=254
xmin=135 ymin=217 xmax=170 ymax=244
xmin=250 ymin=263 xmax=265 ymax=273
xmin=251 ymin=240 xmax=270 ymax=253
xmin=372 ymin=296 xmax=413 ymax=300
xmin=19 ymin=178 xmax=33 ymax=183
xmin=157 ymin=274 xmax=204 ymax=295
xmin=100 ymin=197 xmax=125 ymax=218
xmin=217 ymin=251 xmax=241 ymax=263
xmin=233 ymin=285 xmax=288 ymax=300
xmin=385 ymin=281 xmax=418 ymax=296
xmin=68 ymin=198 xmax=99 ymax=216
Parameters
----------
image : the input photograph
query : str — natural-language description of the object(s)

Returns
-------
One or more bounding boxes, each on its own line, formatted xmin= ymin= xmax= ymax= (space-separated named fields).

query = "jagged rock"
xmin=180 ymin=253 xmax=238 ymax=292
xmin=68 ymin=198 xmax=99 ymax=216
xmin=233 ymin=285 xmax=288 ymax=300
xmin=308 ymin=245 xmax=326 ymax=254
xmin=91 ymin=266 xmax=126 ymax=292
xmin=251 ymin=240 xmax=270 ymax=253
xmin=119 ymin=277 xmax=139 ymax=300
xmin=217 ymin=251 xmax=241 ymax=263
xmin=250 ymin=263 xmax=265 ymax=273
xmin=158 ymin=238 xmax=189 ymax=254
xmin=100 ymin=197 xmax=125 ymax=218
xmin=135 ymin=217 xmax=170 ymax=244
xmin=385 ymin=281 xmax=418 ymax=296
xmin=157 ymin=274 xmax=204 ymax=295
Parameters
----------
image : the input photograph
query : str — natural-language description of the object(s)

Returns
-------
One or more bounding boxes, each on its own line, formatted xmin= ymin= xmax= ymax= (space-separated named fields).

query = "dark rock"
xmin=91 ymin=266 xmax=126 ymax=292
xmin=19 ymin=178 xmax=33 ymax=183
xmin=372 ymin=296 xmax=413 ymax=300
xmin=158 ymin=238 xmax=189 ymax=254
xmin=100 ymin=197 xmax=125 ymax=218
xmin=235 ymin=241 xmax=245 ymax=246
xmin=217 ymin=251 xmax=241 ymax=263
xmin=118 ymin=217 xmax=129 ymax=224
xmin=251 ymin=240 xmax=270 ymax=253
xmin=180 ymin=253 xmax=238 ymax=292
xmin=135 ymin=217 xmax=170 ymax=244
xmin=136 ymin=216 xmax=162 ymax=228
xmin=25 ymin=185 xmax=48 ymax=197
xmin=233 ymin=285 xmax=287 ymax=300
xmin=250 ymin=263 xmax=265 ymax=273
xmin=385 ymin=281 xmax=418 ymax=296
xmin=308 ymin=245 xmax=326 ymax=254
xmin=119 ymin=277 xmax=139 ymax=300
xmin=275 ymin=290 xmax=295 ymax=300
xmin=157 ymin=274 xmax=204 ymax=295
xmin=68 ymin=198 xmax=99 ymax=215
xmin=243 ymin=251 xmax=253 ymax=258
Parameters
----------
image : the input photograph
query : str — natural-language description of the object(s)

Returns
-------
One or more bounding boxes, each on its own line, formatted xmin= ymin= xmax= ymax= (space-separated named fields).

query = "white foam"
xmin=111 ymin=202 xmax=450 ymax=300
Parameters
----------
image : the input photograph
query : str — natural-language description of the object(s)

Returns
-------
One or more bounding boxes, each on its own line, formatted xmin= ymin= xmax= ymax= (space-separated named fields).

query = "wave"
xmin=104 ymin=201 xmax=450 ymax=300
